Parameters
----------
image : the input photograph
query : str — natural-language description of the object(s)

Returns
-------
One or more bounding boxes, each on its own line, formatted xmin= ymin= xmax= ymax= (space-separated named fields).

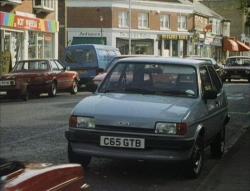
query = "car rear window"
xmin=226 ymin=57 xmax=250 ymax=66
xmin=13 ymin=61 xmax=49 ymax=71
xmin=65 ymin=48 xmax=96 ymax=65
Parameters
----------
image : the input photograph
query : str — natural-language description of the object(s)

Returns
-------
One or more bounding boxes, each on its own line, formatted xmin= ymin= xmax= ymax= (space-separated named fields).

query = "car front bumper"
xmin=65 ymin=129 xmax=195 ymax=162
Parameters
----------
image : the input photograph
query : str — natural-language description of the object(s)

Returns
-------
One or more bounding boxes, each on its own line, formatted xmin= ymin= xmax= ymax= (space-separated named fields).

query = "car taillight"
xmin=69 ymin=116 xmax=77 ymax=128
xmin=176 ymin=123 xmax=187 ymax=135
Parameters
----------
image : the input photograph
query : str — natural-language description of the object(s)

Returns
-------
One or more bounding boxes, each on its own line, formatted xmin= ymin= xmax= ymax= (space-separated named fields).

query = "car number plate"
xmin=100 ymin=136 xmax=145 ymax=149
xmin=0 ymin=80 xmax=12 ymax=86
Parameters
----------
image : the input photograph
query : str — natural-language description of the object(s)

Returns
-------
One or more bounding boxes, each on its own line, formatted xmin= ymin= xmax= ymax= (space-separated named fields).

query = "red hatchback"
xmin=0 ymin=59 xmax=79 ymax=100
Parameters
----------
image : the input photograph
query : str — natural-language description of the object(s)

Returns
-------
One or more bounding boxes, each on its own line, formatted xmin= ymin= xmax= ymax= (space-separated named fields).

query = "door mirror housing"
xmin=203 ymin=89 xmax=217 ymax=100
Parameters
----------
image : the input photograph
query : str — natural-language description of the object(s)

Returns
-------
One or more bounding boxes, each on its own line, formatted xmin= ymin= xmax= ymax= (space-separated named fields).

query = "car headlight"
xmin=69 ymin=116 xmax=95 ymax=129
xmin=155 ymin=122 xmax=187 ymax=135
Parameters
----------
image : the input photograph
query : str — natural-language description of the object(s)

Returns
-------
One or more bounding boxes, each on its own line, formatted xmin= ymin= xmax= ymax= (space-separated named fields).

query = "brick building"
xmin=0 ymin=0 xmax=59 ymax=67
xmin=65 ymin=0 xmax=194 ymax=57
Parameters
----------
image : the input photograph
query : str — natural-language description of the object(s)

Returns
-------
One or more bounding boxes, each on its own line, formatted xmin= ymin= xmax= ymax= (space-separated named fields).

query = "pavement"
xmin=196 ymin=126 xmax=250 ymax=191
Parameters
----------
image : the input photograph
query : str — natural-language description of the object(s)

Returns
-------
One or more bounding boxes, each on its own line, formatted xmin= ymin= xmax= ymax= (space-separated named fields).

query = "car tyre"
xmin=48 ymin=81 xmax=57 ymax=97
xmin=210 ymin=127 xmax=225 ymax=159
xmin=68 ymin=143 xmax=91 ymax=167
xmin=185 ymin=136 xmax=204 ymax=178
xmin=70 ymin=80 xmax=78 ymax=95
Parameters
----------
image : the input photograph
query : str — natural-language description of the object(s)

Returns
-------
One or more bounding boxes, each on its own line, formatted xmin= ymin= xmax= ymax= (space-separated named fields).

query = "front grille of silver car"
xmin=96 ymin=125 xmax=155 ymax=134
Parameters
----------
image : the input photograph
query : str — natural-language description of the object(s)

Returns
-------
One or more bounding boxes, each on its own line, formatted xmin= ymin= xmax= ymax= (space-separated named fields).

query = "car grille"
xmin=96 ymin=125 xmax=155 ymax=134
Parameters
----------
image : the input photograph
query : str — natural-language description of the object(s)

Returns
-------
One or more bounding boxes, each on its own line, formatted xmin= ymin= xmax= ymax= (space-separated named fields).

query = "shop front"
xmin=114 ymin=31 xmax=157 ymax=55
xmin=0 ymin=11 xmax=58 ymax=68
xmin=160 ymin=34 xmax=189 ymax=57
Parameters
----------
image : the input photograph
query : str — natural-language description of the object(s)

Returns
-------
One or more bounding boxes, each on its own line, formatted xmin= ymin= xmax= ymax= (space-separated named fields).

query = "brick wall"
xmin=0 ymin=0 xmax=56 ymax=20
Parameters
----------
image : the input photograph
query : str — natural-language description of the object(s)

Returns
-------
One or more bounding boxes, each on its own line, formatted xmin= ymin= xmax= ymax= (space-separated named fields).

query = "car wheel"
xmin=210 ymin=127 xmax=225 ymax=159
xmin=70 ymin=80 xmax=78 ymax=95
xmin=48 ymin=81 xmax=57 ymax=97
xmin=185 ymin=136 xmax=204 ymax=178
xmin=68 ymin=143 xmax=91 ymax=167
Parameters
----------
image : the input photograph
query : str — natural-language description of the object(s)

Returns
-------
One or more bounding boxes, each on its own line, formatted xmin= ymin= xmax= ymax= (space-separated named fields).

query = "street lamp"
xmin=100 ymin=16 xmax=104 ymax=44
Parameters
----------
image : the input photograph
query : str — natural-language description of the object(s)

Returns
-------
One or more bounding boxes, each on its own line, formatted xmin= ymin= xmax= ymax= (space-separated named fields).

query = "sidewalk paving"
xmin=196 ymin=127 xmax=250 ymax=191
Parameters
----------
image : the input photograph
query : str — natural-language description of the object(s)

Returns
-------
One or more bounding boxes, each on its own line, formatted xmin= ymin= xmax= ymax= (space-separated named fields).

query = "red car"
xmin=0 ymin=159 xmax=90 ymax=191
xmin=0 ymin=59 xmax=79 ymax=100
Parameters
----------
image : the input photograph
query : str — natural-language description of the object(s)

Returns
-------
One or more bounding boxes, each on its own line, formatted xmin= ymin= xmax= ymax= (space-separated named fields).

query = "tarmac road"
xmin=0 ymin=82 xmax=249 ymax=191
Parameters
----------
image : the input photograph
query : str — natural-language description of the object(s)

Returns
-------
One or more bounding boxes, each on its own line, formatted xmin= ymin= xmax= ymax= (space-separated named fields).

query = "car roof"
xmin=116 ymin=56 xmax=206 ymax=67
xmin=17 ymin=59 xmax=56 ymax=62
xmin=227 ymin=56 xmax=250 ymax=59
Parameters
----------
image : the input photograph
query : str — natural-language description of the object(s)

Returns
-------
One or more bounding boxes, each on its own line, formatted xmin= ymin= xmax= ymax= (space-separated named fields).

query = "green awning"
xmin=71 ymin=37 xmax=107 ymax=45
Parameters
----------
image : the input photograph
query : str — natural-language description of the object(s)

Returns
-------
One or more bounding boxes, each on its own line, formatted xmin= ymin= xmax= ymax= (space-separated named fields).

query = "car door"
xmin=207 ymin=65 xmax=226 ymax=135
xmin=49 ymin=60 xmax=63 ymax=90
xmin=54 ymin=60 xmax=72 ymax=89
xmin=199 ymin=66 xmax=221 ymax=142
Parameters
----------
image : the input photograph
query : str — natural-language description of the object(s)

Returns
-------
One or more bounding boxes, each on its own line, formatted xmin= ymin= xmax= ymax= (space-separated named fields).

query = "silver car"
xmin=65 ymin=57 xmax=230 ymax=178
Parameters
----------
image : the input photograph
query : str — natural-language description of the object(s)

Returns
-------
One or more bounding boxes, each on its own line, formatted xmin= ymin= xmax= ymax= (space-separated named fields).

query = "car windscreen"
xmin=65 ymin=48 xmax=96 ymax=65
xmin=226 ymin=57 xmax=250 ymax=66
xmin=13 ymin=61 xmax=49 ymax=72
xmin=99 ymin=62 xmax=198 ymax=98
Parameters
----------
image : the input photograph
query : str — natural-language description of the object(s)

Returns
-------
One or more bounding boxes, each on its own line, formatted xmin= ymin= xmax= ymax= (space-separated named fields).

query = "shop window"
xmin=172 ymin=40 xmax=178 ymax=57
xmin=160 ymin=15 xmax=170 ymax=30
xmin=138 ymin=13 xmax=149 ymax=29
xmin=28 ymin=32 xmax=54 ymax=59
xmin=119 ymin=11 xmax=129 ymax=28
xmin=178 ymin=15 xmax=187 ymax=31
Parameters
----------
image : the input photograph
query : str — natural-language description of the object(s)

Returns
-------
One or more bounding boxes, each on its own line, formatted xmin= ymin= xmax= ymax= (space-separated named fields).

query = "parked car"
xmin=65 ymin=57 xmax=230 ymax=178
xmin=63 ymin=44 xmax=121 ymax=89
xmin=0 ymin=158 xmax=90 ymax=191
xmin=221 ymin=56 xmax=250 ymax=82
xmin=0 ymin=59 xmax=79 ymax=100
xmin=186 ymin=56 xmax=224 ymax=77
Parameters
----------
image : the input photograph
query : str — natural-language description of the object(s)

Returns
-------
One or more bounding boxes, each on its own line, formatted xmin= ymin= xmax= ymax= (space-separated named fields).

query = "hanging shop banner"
xmin=0 ymin=11 xmax=58 ymax=33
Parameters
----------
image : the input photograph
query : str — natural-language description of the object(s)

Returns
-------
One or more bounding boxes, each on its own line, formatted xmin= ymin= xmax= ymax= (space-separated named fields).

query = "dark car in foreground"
xmin=65 ymin=57 xmax=230 ymax=178
xmin=0 ymin=59 xmax=79 ymax=100
xmin=0 ymin=158 xmax=90 ymax=191
xmin=221 ymin=56 xmax=250 ymax=82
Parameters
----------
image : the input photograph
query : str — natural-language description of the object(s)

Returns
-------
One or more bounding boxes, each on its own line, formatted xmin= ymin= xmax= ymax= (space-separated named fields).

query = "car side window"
xmin=50 ymin=61 xmax=59 ymax=71
xmin=54 ymin=60 xmax=64 ymax=70
xmin=199 ymin=67 xmax=213 ymax=92
xmin=207 ymin=65 xmax=222 ymax=92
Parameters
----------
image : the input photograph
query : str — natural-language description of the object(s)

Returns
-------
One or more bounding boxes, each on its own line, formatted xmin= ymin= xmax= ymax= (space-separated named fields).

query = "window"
xmin=34 ymin=0 xmax=54 ymax=10
xmin=54 ymin=60 xmax=64 ymax=70
xmin=207 ymin=66 xmax=222 ymax=92
xmin=50 ymin=61 xmax=59 ymax=71
xmin=100 ymin=63 xmax=198 ymax=97
xmin=118 ymin=11 xmax=129 ymax=28
xmin=138 ymin=13 xmax=149 ymax=29
xmin=200 ymin=67 xmax=213 ymax=92
xmin=160 ymin=15 xmax=170 ymax=30
xmin=178 ymin=15 xmax=187 ymax=30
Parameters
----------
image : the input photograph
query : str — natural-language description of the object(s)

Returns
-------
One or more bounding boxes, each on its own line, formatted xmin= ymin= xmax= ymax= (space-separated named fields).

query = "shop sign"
xmin=211 ymin=38 xmax=222 ymax=46
xmin=161 ymin=34 xmax=189 ymax=40
xmin=204 ymin=37 xmax=213 ymax=45
xmin=194 ymin=15 xmax=208 ymax=32
xmin=0 ymin=11 xmax=58 ymax=33
xmin=119 ymin=32 xmax=155 ymax=39
xmin=79 ymin=32 xmax=101 ymax=37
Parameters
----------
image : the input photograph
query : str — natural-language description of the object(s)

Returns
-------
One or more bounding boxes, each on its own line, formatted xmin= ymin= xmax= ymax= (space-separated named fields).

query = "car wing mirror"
xmin=203 ymin=89 xmax=217 ymax=100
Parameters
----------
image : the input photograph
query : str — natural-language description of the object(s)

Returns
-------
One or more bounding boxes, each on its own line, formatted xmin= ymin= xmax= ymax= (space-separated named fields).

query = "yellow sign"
xmin=0 ymin=51 xmax=12 ymax=76
xmin=162 ymin=34 xmax=189 ymax=40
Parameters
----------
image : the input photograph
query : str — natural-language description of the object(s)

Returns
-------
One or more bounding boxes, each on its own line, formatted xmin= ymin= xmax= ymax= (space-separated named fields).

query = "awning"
xmin=223 ymin=38 xmax=239 ymax=52
xmin=237 ymin=40 xmax=250 ymax=51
